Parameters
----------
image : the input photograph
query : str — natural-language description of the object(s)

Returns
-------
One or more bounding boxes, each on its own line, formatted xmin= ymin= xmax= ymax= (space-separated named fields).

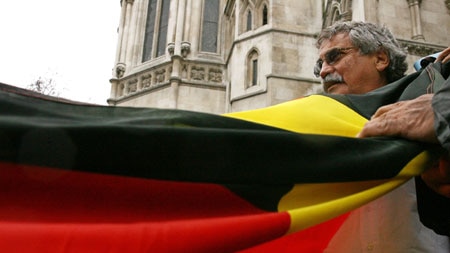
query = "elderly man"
xmin=314 ymin=21 xmax=449 ymax=252
xmin=314 ymin=22 xmax=407 ymax=94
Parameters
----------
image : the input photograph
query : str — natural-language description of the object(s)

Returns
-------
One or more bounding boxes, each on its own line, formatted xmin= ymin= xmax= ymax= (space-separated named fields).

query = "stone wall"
xmin=109 ymin=0 xmax=449 ymax=115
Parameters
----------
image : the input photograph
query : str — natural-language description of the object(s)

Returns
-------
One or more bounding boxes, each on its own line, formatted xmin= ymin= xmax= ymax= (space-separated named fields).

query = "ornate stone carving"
xmin=208 ymin=68 xmax=223 ymax=83
xmin=181 ymin=41 xmax=191 ymax=57
xmin=155 ymin=69 xmax=166 ymax=83
xmin=339 ymin=11 xmax=352 ymax=21
xmin=191 ymin=66 xmax=205 ymax=81
xmin=167 ymin=42 xmax=175 ymax=56
xmin=181 ymin=64 xmax=188 ymax=79
xmin=127 ymin=78 xmax=138 ymax=93
xmin=115 ymin=64 xmax=126 ymax=78
xmin=322 ymin=0 xmax=352 ymax=29
xmin=399 ymin=39 xmax=446 ymax=56
xmin=141 ymin=73 xmax=152 ymax=88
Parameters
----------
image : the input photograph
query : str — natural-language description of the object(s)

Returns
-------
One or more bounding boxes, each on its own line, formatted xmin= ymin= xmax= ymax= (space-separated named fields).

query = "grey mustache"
xmin=322 ymin=74 xmax=344 ymax=83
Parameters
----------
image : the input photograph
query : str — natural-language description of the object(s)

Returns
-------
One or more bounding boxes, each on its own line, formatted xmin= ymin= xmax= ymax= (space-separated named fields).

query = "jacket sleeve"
xmin=415 ymin=176 xmax=450 ymax=236
xmin=433 ymin=74 xmax=450 ymax=151
xmin=417 ymin=63 xmax=450 ymax=236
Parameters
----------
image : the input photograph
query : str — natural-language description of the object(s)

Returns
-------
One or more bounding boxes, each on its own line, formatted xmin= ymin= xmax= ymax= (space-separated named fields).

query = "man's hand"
xmin=436 ymin=46 xmax=450 ymax=63
xmin=357 ymin=94 xmax=438 ymax=143
xmin=357 ymin=94 xmax=450 ymax=198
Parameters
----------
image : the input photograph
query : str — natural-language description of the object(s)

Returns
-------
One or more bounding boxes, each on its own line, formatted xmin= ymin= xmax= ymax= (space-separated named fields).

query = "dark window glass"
xmin=142 ymin=0 xmax=157 ymax=62
xmin=201 ymin=0 xmax=219 ymax=52
xmin=247 ymin=11 xmax=252 ymax=31
xmin=262 ymin=5 xmax=268 ymax=25
xmin=156 ymin=0 xmax=171 ymax=57
xmin=252 ymin=59 xmax=258 ymax=86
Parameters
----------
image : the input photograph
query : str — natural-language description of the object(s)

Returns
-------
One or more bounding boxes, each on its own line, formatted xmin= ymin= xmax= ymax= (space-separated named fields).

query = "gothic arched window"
xmin=262 ymin=5 xmax=268 ymax=25
xmin=246 ymin=10 xmax=252 ymax=31
xmin=142 ymin=0 xmax=171 ymax=62
xmin=201 ymin=0 xmax=219 ymax=53
xmin=247 ymin=49 xmax=259 ymax=87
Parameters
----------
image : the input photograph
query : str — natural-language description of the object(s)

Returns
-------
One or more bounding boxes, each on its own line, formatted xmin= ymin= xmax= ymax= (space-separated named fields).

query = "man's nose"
xmin=319 ymin=61 xmax=334 ymax=79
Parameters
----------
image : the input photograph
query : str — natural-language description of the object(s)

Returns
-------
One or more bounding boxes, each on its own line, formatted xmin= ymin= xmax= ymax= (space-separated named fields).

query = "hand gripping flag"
xmin=0 ymin=63 xmax=446 ymax=252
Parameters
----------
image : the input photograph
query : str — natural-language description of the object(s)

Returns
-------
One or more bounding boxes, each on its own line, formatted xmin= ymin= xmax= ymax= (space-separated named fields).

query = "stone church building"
xmin=107 ymin=0 xmax=450 ymax=114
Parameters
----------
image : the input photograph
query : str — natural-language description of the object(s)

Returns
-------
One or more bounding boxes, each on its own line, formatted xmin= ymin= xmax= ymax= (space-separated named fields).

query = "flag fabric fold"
xmin=0 ymin=63 xmax=445 ymax=252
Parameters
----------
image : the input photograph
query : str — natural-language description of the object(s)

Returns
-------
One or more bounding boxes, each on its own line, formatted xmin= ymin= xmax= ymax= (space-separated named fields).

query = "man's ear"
xmin=375 ymin=50 xmax=390 ymax=72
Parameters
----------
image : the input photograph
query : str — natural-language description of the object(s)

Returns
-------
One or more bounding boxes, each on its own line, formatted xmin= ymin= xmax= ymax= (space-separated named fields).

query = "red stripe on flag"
xmin=237 ymin=213 xmax=349 ymax=252
xmin=0 ymin=213 xmax=291 ymax=253
xmin=0 ymin=162 xmax=291 ymax=252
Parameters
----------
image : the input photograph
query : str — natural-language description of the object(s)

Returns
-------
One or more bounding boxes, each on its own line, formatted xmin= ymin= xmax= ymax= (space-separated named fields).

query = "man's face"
xmin=316 ymin=33 xmax=388 ymax=95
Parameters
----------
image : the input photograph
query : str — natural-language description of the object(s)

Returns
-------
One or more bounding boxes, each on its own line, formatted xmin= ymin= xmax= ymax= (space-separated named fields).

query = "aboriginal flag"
xmin=0 ymin=63 xmax=446 ymax=252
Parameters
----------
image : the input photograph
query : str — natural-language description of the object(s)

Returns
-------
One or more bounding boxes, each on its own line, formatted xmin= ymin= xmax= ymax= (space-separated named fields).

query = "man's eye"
xmin=326 ymin=49 xmax=341 ymax=64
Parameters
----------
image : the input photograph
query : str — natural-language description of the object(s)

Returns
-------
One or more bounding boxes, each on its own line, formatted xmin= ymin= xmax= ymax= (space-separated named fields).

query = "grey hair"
xmin=316 ymin=21 xmax=408 ymax=83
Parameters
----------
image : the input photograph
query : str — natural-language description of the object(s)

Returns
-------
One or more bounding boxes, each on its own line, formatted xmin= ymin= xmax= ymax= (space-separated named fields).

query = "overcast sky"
xmin=0 ymin=1 xmax=121 ymax=104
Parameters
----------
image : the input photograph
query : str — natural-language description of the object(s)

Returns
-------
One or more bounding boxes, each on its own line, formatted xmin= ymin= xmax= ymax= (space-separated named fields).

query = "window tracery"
xmin=142 ymin=0 xmax=171 ymax=62
xmin=201 ymin=0 xmax=220 ymax=52
xmin=322 ymin=0 xmax=352 ymax=28
xmin=246 ymin=10 xmax=253 ymax=31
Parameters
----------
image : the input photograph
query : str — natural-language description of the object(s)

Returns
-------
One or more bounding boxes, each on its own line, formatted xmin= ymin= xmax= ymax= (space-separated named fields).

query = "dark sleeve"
xmin=416 ymin=63 xmax=450 ymax=236
xmin=415 ymin=177 xmax=450 ymax=236
xmin=432 ymin=76 xmax=450 ymax=151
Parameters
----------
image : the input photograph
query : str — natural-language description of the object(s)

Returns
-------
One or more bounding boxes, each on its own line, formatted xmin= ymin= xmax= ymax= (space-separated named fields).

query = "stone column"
xmin=108 ymin=78 xmax=119 ymax=102
xmin=235 ymin=0 xmax=240 ymax=39
xmin=174 ymin=0 xmax=186 ymax=56
xmin=189 ymin=0 xmax=202 ymax=56
xmin=131 ymin=0 xmax=146 ymax=67
xmin=113 ymin=0 xmax=128 ymax=77
xmin=125 ymin=0 xmax=137 ymax=68
xmin=407 ymin=0 xmax=424 ymax=40
xmin=170 ymin=0 xmax=187 ymax=109
xmin=121 ymin=0 xmax=135 ymax=64
xmin=181 ymin=0 xmax=192 ymax=57
xmin=352 ymin=0 xmax=365 ymax=21
xmin=167 ymin=0 xmax=178 ymax=46
xmin=184 ymin=0 xmax=192 ymax=42
xmin=110 ymin=0 xmax=129 ymax=101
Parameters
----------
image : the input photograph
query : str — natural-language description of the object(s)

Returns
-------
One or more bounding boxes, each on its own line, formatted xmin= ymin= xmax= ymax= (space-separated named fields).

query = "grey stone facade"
xmin=108 ymin=0 xmax=449 ymax=114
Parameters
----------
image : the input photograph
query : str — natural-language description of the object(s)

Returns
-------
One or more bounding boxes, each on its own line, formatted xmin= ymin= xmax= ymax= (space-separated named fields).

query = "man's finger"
xmin=356 ymin=117 xmax=399 ymax=138
xmin=436 ymin=47 xmax=450 ymax=63
xmin=370 ymin=102 xmax=403 ymax=119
